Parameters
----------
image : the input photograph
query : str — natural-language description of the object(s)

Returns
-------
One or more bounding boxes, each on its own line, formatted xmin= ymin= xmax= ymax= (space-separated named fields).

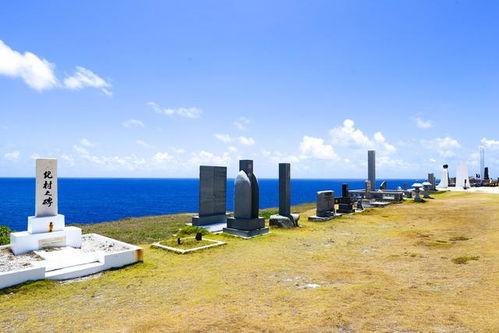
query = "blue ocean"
xmin=0 ymin=178 xmax=420 ymax=231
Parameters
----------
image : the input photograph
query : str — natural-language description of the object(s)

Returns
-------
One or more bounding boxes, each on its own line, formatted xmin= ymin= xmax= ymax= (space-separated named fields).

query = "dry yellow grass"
xmin=1 ymin=192 xmax=498 ymax=332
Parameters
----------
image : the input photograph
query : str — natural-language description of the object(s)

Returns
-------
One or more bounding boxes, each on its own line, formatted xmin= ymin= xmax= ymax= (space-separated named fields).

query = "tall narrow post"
xmin=368 ymin=150 xmax=376 ymax=191
xmin=278 ymin=163 xmax=290 ymax=216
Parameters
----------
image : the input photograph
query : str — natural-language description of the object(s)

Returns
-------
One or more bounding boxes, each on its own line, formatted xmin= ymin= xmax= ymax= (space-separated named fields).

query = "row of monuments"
xmin=437 ymin=163 xmax=471 ymax=190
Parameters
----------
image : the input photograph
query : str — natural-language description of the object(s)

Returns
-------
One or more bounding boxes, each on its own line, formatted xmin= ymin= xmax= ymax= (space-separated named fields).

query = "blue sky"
xmin=1 ymin=0 xmax=499 ymax=178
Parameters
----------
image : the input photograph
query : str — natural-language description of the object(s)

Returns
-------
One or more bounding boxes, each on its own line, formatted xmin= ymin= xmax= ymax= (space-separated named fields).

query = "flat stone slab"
xmin=308 ymin=215 xmax=336 ymax=222
xmin=35 ymin=247 xmax=98 ymax=272
xmin=152 ymin=238 xmax=226 ymax=254
xmin=223 ymin=227 xmax=269 ymax=239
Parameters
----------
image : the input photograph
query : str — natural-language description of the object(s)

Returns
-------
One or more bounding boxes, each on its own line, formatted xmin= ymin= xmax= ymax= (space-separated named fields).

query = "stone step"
xmin=45 ymin=262 xmax=106 ymax=280
xmin=35 ymin=247 xmax=99 ymax=272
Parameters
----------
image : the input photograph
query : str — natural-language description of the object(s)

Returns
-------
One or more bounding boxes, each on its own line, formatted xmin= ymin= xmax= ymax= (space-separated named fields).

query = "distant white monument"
xmin=436 ymin=164 xmax=449 ymax=189
xmin=455 ymin=161 xmax=470 ymax=189
xmin=10 ymin=159 xmax=82 ymax=255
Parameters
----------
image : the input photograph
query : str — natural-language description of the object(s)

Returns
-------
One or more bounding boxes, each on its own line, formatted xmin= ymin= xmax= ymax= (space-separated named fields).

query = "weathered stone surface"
xmin=193 ymin=166 xmax=227 ymax=226
xmin=35 ymin=159 xmax=58 ymax=217
xmin=316 ymin=190 xmax=335 ymax=217
xmin=368 ymin=150 xmax=376 ymax=191
xmin=428 ymin=173 xmax=436 ymax=190
xmin=234 ymin=170 xmax=252 ymax=219
xmin=270 ymin=214 xmax=300 ymax=228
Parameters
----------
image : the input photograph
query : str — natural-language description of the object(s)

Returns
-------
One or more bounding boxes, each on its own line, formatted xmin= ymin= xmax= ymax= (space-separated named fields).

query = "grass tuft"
xmin=452 ymin=256 xmax=479 ymax=264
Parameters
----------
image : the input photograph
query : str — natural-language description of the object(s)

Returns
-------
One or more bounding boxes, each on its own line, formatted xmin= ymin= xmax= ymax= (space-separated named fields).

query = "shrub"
xmin=0 ymin=225 xmax=11 ymax=245
xmin=176 ymin=226 xmax=211 ymax=237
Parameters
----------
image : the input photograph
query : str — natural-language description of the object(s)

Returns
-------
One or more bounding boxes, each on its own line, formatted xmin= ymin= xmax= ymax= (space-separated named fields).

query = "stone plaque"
xmin=39 ymin=236 xmax=66 ymax=248
xmin=199 ymin=166 xmax=227 ymax=217
xmin=35 ymin=158 xmax=58 ymax=217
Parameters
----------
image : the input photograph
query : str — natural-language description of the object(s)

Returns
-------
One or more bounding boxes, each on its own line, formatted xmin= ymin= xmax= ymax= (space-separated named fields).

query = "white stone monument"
xmin=436 ymin=164 xmax=449 ymax=189
xmin=455 ymin=161 xmax=470 ymax=189
xmin=10 ymin=158 xmax=82 ymax=255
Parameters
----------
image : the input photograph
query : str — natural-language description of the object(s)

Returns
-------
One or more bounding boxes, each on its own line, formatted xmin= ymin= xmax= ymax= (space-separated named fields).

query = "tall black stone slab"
xmin=270 ymin=163 xmax=300 ymax=228
xmin=337 ymin=183 xmax=355 ymax=214
xmin=192 ymin=166 xmax=227 ymax=227
xmin=368 ymin=150 xmax=376 ymax=191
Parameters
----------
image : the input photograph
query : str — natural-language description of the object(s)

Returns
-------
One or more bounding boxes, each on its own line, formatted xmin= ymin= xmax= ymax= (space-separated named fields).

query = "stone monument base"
xmin=10 ymin=226 xmax=82 ymax=256
xmin=223 ymin=217 xmax=269 ymax=238
xmin=308 ymin=214 xmax=336 ymax=222
xmin=337 ymin=203 xmax=354 ymax=214
xmin=192 ymin=214 xmax=227 ymax=226
xmin=269 ymin=214 xmax=300 ymax=228
xmin=28 ymin=214 xmax=65 ymax=234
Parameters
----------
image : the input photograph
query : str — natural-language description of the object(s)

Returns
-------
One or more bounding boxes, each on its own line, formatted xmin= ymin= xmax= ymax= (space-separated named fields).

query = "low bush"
xmin=0 ymin=225 xmax=11 ymax=245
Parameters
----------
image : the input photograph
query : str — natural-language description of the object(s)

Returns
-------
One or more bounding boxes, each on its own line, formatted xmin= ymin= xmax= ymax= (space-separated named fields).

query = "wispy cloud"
xmin=413 ymin=116 xmax=432 ymax=129
xmin=122 ymin=119 xmax=145 ymax=128
xmin=63 ymin=66 xmax=112 ymax=96
xmin=147 ymin=102 xmax=202 ymax=119
xmin=238 ymin=136 xmax=255 ymax=146
xmin=234 ymin=117 xmax=250 ymax=131
xmin=0 ymin=40 xmax=111 ymax=95
xmin=80 ymin=138 xmax=96 ymax=147
xmin=4 ymin=151 xmax=20 ymax=161
xmin=214 ymin=133 xmax=232 ymax=143
xmin=136 ymin=139 xmax=153 ymax=149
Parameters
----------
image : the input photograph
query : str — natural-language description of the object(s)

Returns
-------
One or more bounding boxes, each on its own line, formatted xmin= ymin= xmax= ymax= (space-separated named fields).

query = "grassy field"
xmin=1 ymin=193 xmax=498 ymax=332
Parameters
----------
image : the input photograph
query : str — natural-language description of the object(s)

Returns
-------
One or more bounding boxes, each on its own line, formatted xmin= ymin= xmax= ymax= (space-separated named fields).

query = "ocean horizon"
xmin=0 ymin=177 xmax=423 ymax=231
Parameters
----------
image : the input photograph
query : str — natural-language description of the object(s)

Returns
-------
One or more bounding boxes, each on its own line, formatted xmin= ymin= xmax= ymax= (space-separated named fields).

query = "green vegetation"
xmin=159 ymin=238 xmax=214 ymax=250
xmin=449 ymin=236 xmax=470 ymax=241
xmin=452 ymin=256 xmax=480 ymax=264
xmin=175 ymin=225 xmax=211 ymax=237
xmin=0 ymin=225 xmax=10 ymax=245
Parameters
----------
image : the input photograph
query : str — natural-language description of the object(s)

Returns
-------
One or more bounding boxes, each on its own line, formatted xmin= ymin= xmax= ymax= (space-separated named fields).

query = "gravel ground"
xmin=0 ymin=235 xmax=131 ymax=273
xmin=0 ymin=249 xmax=40 ymax=273
xmin=80 ymin=234 xmax=130 ymax=253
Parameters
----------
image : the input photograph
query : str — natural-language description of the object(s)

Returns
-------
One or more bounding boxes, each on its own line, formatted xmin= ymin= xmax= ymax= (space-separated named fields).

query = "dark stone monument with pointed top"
xmin=270 ymin=163 xmax=300 ymax=228
xmin=223 ymin=160 xmax=269 ymax=238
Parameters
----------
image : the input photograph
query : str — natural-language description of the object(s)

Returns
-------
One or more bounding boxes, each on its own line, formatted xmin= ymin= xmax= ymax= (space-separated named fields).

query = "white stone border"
xmin=0 ymin=234 xmax=144 ymax=289
xmin=152 ymin=237 xmax=226 ymax=254
xmin=0 ymin=245 xmax=45 ymax=290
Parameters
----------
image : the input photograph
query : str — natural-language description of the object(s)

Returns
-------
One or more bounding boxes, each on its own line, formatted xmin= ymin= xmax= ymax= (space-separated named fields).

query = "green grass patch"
xmin=452 ymin=256 xmax=479 ymax=264
xmin=0 ymin=225 xmax=10 ymax=245
xmin=159 ymin=238 xmax=215 ymax=250
xmin=175 ymin=226 xmax=211 ymax=237
xmin=260 ymin=209 xmax=279 ymax=219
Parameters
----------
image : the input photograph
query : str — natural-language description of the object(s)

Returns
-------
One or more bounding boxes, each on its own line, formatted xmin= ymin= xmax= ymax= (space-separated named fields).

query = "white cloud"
xmin=299 ymin=136 xmax=338 ymax=160
xmin=329 ymin=119 xmax=396 ymax=155
xmin=30 ymin=153 xmax=41 ymax=160
xmin=148 ymin=102 xmax=202 ymax=119
xmin=238 ymin=136 xmax=255 ymax=146
xmin=80 ymin=138 xmax=96 ymax=147
xmin=136 ymin=140 xmax=152 ymax=149
xmin=234 ymin=117 xmax=250 ymax=131
xmin=262 ymin=150 xmax=300 ymax=163
xmin=4 ymin=151 xmax=20 ymax=161
xmin=480 ymin=137 xmax=499 ymax=149
xmin=214 ymin=133 xmax=232 ymax=143
xmin=63 ymin=66 xmax=112 ymax=95
xmin=0 ymin=40 xmax=57 ymax=91
xmin=187 ymin=151 xmax=231 ymax=166
xmin=422 ymin=136 xmax=461 ymax=158
xmin=73 ymin=145 xmax=89 ymax=155
xmin=122 ymin=119 xmax=145 ymax=128
xmin=152 ymin=152 xmax=173 ymax=163
xmin=414 ymin=116 xmax=433 ymax=129
xmin=0 ymin=40 xmax=110 ymax=95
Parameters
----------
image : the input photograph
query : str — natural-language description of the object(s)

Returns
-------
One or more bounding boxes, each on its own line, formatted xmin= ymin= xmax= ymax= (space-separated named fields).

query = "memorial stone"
xmin=270 ymin=163 xmax=300 ymax=228
xmin=308 ymin=191 xmax=335 ymax=222
xmin=368 ymin=150 xmax=376 ymax=191
xmin=223 ymin=160 xmax=269 ymax=238
xmin=192 ymin=166 xmax=227 ymax=230
xmin=337 ymin=183 xmax=355 ymax=214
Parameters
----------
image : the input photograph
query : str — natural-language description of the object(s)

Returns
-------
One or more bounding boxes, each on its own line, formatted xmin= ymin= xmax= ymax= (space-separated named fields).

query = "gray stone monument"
xmin=308 ymin=190 xmax=335 ymax=222
xmin=422 ymin=181 xmax=432 ymax=199
xmin=412 ymin=183 xmax=424 ymax=202
xmin=337 ymin=183 xmax=355 ymax=214
xmin=428 ymin=173 xmax=436 ymax=191
xmin=269 ymin=163 xmax=300 ymax=228
xmin=223 ymin=160 xmax=269 ymax=238
xmin=379 ymin=181 xmax=387 ymax=191
xmin=368 ymin=150 xmax=376 ymax=191
xmin=192 ymin=166 xmax=227 ymax=231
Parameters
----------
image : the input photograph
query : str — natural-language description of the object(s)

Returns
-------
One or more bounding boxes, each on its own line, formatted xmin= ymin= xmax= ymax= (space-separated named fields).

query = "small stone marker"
xmin=422 ymin=181 xmax=432 ymax=199
xmin=270 ymin=163 xmax=300 ymax=228
xmin=223 ymin=160 xmax=269 ymax=238
xmin=195 ymin=233 xmax=203 ymax=241
xmin=337 ymin=183 xmax=355 ymax=214
xmin=412 ymin=183 xmax=424 ymax=202
xmin=308 ymin=190 xmax=335 ymax=222
xmin=192 ymin=166 xmax=227 ymax=229
xmin=428 ymin=173 xmax=436 ymax=191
